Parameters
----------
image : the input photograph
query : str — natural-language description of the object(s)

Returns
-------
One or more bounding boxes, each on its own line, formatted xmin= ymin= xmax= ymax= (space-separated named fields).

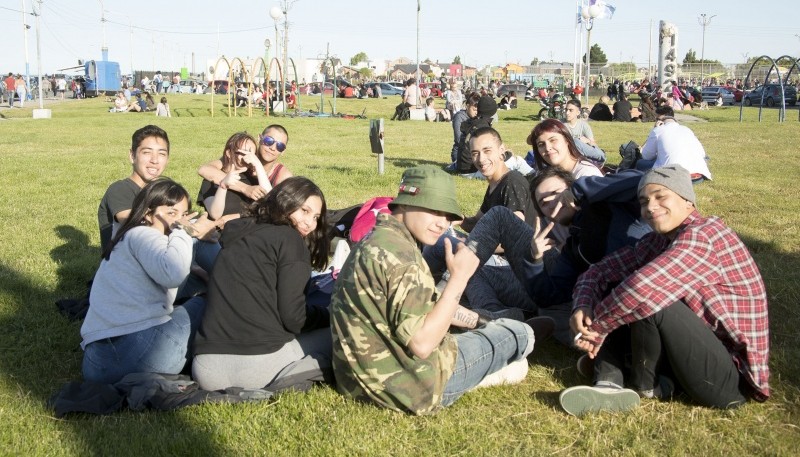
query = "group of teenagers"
xmin=81 ymin=113 xmax=768 ymax=417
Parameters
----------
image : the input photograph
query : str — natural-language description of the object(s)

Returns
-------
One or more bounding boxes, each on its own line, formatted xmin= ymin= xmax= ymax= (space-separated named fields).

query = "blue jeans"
xmin=177 ymin=239 xmax=220 ymax=299
xmin=82 ymin=296 xmax=206 ymax=384
xmin=441 ymin=319 xmax=534 ymax=406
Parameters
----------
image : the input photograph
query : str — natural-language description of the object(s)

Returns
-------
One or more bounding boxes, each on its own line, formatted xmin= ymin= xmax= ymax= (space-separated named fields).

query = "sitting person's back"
xmin=588 ymin=96 xmax=613 ymax=121
xmin=638 ymin=106 xmax=712 ymax=180
xmin=612 ymin=93 xmax=633 ymax=122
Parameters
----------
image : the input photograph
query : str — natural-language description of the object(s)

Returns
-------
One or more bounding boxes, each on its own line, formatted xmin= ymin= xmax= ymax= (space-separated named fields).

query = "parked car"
xmin=496 ymin=83 xmax=529 ymax=98
xmin=725 ymin=86 xmax=744 ymax=102
xmin=742 ymin=84 xmax=797 ymax=107
xmin=419 ymin=82 xmax=443 ymax=97
xmin=701 ymin=86 xmax=736 ymax=105
xmin=365 ymin=82 xmax=404 ymax=96
xmin=175 ymin=80 xmax=207 ymax=94
xmin=386 ymin=81 xmax=405 ymax=90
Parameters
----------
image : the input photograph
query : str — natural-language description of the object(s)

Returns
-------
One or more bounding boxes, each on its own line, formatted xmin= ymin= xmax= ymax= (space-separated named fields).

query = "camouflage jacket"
xmin=330 ymin=214 xmax=458 ymax=415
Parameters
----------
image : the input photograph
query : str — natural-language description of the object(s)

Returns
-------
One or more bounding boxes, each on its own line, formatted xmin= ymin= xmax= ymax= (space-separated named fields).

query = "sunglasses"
xmin=260 ymin=135 xmax=286 ymax=153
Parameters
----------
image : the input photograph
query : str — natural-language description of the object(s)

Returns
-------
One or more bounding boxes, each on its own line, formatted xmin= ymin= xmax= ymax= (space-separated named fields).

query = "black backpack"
xmin=618 ymin=141 xmax=642 ymax=171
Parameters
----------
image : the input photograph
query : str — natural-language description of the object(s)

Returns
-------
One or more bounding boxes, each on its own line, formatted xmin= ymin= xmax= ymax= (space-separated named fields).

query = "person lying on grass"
xmin=198 ymin=124 xmax=293 ymax=203
xmin=81 ymin=178 xmax=218 ymax=384
xmin=560 ymin=165 xmax=769 ymax=417
xmin=331 ymin=166 xmax=551 ymax=415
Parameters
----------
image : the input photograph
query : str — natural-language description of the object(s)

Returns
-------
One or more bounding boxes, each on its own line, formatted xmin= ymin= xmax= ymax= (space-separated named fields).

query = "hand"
xmin=176 ymin=213 xmax=221 ymax=242
xmin=443 ymin=237 xmax=479 ymax=284
xmin=238 ymin=148 xmax=259 ymax=167
xmin=530 ymin=218 xmax=556 ymax=261
xmin=570 ymin=307 xmax=602 ymax=357
xmin=242 ymin=184 xmax=267 ymax=200
xmin=220 ymin=171 xmax=241 ymax=190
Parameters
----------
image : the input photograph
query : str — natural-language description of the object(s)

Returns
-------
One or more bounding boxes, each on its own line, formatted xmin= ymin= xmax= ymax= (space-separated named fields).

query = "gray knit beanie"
xmin=638 ymin=165 xmax=696 ymax=204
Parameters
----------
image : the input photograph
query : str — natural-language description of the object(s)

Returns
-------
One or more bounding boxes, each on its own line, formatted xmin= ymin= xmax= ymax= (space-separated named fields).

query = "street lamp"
xmin=582 ymin=4 xmax=601 ymax=106
xmin=698 ymin=13 xmax=716 ymax=87
xmin=269 ymin=6 xmax=282 ymax=110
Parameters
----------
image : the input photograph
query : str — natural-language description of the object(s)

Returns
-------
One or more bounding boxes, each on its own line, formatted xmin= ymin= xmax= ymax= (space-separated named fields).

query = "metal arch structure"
xmin=780 ymin=55 xmax=800 ymax=122
xmin=228 ymin=57 xmax=251 ymax=117
xmin=738 ymin=54 xmax=798 ymax=123
xmin=318 ymin=56 xmax=339 ymax=115
xmin=210 ymin=56 xmax=233 ymax=118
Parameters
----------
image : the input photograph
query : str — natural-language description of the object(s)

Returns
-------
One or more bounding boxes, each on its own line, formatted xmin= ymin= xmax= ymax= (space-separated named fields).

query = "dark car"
xmin=742 ymin=83 xmax=797 ymax=107
xmin=496 ymin=83 xmax=529 ymax=98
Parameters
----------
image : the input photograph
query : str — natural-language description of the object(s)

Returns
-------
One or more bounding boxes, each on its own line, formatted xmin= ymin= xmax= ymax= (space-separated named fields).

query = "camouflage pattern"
xmin=330 ymin=214 xmax=458 ymax=415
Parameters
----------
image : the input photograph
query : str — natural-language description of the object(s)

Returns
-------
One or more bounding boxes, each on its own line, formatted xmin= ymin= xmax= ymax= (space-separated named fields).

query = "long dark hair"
xmin=530 ymin=119 xmax=586 ymax=171
xmin=102 ymin=178 xmax=190 ymax=260
xmin=243 ymin=177 xmax=329 ymax=270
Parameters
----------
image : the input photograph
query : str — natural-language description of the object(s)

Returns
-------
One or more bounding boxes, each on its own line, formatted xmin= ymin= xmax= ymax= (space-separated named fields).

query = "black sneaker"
xmin=524 ymin=316 xmax=555 ymax=342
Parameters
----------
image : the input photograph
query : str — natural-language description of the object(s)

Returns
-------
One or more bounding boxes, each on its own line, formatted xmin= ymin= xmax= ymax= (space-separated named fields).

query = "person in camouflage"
xmin=330 ymin=166 xmax=535 ymax=415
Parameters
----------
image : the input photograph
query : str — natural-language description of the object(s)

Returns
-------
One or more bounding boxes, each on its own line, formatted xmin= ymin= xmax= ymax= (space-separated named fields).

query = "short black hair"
xmin=655 ymin=105 xmax=675 ymax=117
xmin=131 ymin=125 xmax=169 ymax=155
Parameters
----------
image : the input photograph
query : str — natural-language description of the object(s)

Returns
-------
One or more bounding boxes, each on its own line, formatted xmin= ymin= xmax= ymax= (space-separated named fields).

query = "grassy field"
xmin=0 ymin=93 xmax=798 ymax=456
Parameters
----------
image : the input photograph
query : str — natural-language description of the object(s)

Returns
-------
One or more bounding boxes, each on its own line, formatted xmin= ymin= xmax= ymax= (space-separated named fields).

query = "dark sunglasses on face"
xmin=260 ymin=135 xmax=286 ymax=152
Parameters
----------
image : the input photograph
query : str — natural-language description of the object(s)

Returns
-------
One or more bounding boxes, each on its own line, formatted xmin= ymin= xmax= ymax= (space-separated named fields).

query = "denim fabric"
xmin=82 ymin=296 xmax=206 ymax=384
xmin=177 ymin=239 xmax=220 ymax=299
xmin=440 ymin=319 xmax=533 ymax=406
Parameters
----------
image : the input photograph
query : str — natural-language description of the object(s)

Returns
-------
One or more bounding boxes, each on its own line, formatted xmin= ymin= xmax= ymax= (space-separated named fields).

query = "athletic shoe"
xmin=559 ymin=385 xmax=640 ymax=417
xmin=576 ymin=354 xmax=594 ymax=378
xmin=476 ymin=358 xmax=529 ymax=389
xmin=524 ymin=316 xmax=555 ymax=342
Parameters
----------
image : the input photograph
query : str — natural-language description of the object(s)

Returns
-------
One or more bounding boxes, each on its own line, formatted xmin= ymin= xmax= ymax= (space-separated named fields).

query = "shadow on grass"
xmin=0 ymin=225 xmax=224 ymax=455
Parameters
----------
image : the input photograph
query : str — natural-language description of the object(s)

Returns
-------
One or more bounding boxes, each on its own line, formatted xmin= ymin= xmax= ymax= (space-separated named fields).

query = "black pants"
xmin=392 ymin=102 xmax=411 ymax=120
xmin=595 ymin=301 xmax=747 ymax=409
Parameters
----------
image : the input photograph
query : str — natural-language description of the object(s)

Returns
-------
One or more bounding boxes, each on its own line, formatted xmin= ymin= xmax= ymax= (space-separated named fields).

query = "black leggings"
xmin=595 ymin=301 xmax=747 ymax=409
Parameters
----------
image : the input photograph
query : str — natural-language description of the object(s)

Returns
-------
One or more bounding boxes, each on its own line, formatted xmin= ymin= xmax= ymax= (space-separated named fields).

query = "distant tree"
xmin=683 ymin=49 xmax=698 ymax=64
xmin=453 ymin=55 xmax=461 ymax=64
xmin=582 ymin=44 xmax=607 ymax=66
xmin=530 ymin=57 xmax=540 ymax=66
xmin=358 ymin=67 xmax=373 ymax=79
xmin=350 ymin=52 xmax=369 ymax=66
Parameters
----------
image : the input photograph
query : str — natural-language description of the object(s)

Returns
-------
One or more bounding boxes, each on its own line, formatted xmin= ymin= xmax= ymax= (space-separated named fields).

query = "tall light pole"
xmin=21 ymin=0 xmax=31 ymax=92
xmin=416 ymin=0 xmax=421 ymax=86
xmin=698 ymin=13 xmax=716 ymax=87
xmin=582 ymin=3 xmax=601 ymax=106
xmin=269 ymin=6 xmax=282 ymax=110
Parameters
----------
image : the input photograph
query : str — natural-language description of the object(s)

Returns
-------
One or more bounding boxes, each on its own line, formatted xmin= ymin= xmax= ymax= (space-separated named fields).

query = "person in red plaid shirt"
xmin=559 ymin=165 xmax=769 ymax=417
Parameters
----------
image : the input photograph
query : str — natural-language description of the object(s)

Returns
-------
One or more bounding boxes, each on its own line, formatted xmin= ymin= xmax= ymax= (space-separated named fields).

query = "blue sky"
xmin=1 ymin=0 xmax=797 ymax=75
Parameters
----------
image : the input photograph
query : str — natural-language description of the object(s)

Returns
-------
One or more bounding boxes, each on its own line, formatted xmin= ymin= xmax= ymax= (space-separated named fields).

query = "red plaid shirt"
xmin=573 ymin=211 xmax=769 ymax=400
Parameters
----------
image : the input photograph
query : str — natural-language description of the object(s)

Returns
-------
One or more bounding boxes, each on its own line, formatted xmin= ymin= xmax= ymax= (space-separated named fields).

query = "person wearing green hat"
xmin=330 ymin=166 xmax=536 ymax=414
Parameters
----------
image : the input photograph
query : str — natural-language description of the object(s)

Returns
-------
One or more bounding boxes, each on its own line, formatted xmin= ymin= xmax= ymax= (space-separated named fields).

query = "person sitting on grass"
xmin=155 ymin=96 xmax=171 ymax=117
xmin=559 ymin=165 xmax=769 ymax=416
xmin=198 ymin=124 xmax=293 ymax=203
xmin=81 ymin=178 xmax=218 ymax=385
xmin=636 ymin=106 xmax=712 ymax=182
xmin=563 ymin=99 xmax=606 ymax=166
xmin=111 ymin=92 xmax=128 ymax=112
xmin=588 ymin=95 xmax=613 ymax=121
xmin=331 ymin=166 xmax=546 ymax=415
xmin=193 ymin=177 xmax=332 ymax=391
xmin=197 ymin=132 xmax=272 ymax=224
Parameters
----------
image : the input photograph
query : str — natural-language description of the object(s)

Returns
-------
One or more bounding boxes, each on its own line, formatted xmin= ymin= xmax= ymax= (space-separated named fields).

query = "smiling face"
xmin=639 ymin=184 xmax=695 ymax=238
xmin=536 ymin=131 xmax=575 ymax=171
xmin=397 ymin=206 xmax=450 ymax=246
xmin=470 ymin=133 xmax=507 ymax=181
xmin=144 ymin=197 xmax=189 ymax=236
xmin=129 ymin=136 xmax=169 ymax=187
xmin=534 ymin=176 xmax=576 ymax=225
xmin=288 ymin=195 xmax=322 ymax=238
xmin=258 ymin=127 xmax=288 ymax=165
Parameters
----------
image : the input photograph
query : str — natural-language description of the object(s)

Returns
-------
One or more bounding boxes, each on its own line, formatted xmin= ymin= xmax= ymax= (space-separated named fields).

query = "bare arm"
xmin=408 ymin=239 xmax=479 ymax=359
xmin=199 ymin=159 xmax=266 ymax=200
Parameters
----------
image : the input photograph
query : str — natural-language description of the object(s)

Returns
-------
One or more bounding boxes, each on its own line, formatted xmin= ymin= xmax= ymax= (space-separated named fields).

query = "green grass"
xmin=1 ymin=94 xmax=799 ymax=455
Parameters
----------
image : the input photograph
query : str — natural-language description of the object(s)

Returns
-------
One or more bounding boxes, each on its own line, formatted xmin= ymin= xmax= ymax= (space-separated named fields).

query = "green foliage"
xmin=530 ymin=57 xmax=540 ymax=66
xmin=453 ymin=55 xmax=461 ymax=64
xmin=0 ymin=96 xmax=799 ymax=455
xmin=358 ymin=67 xmax=373 ymax=79
xmin=583 ymin=44 xmax=608 ymax=66
xmin=349 ymin=52 xmax=369 ymax=66
xmin=684 ymin=48 xmax=721 ymax=65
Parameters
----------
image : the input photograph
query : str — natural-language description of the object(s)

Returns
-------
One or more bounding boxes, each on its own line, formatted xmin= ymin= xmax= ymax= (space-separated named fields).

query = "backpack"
xmin=349 ymin=197 xmax=394 ymax=242
xmin=618 ymin=141 xmax=642 ymax=171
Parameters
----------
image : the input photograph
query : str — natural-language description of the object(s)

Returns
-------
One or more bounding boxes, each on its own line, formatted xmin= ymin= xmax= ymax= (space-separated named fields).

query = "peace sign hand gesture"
xmin=530 ymin=217 xmax=556 ymax=261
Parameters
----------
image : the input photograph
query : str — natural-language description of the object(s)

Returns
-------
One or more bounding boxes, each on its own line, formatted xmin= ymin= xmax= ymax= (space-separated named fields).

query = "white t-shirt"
xmin=641 ymin=121 xmax=712 ymax=179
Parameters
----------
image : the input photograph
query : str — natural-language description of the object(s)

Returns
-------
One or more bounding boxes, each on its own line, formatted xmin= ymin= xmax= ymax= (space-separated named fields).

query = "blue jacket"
xmin=525 ymin=169 xmax=651 ymax=307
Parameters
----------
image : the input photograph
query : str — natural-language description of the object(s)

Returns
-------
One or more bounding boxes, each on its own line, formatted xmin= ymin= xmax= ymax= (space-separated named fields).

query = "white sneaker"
xmin=559 ymin=385 xmax=640 ymax=417
xmin=476 ymin=358 xmax=529 ymax=389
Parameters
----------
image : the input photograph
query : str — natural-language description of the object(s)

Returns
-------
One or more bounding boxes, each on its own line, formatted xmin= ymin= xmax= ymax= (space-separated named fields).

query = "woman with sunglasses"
xmin=81 ymin=178 xmax=218 ymax=384
xmin=197 ymin=132 xmax=269 ymax=223
xmin=193 ymin=177 xmax=332 ymax=391
xmin=198 ymin=124 xmax=293 ymax=203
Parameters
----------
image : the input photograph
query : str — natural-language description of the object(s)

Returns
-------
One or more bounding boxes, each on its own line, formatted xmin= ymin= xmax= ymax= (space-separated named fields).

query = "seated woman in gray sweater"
xmin=192 ymin=177 xmax=332 ymax=391
xmin=81 ymin=178 xmax=218 ymax=384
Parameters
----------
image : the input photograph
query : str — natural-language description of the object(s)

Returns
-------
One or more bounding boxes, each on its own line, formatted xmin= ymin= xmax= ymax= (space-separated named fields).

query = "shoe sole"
xmin=559 ymin=386 xmax=640 ymax=417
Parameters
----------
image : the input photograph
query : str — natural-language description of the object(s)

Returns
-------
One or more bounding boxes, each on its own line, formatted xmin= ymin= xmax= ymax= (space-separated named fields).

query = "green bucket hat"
xmin=389 ymin=166 xmax=463 ymax=221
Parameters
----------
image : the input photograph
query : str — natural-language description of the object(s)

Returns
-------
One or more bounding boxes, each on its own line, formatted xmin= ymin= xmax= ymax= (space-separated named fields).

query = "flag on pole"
xmin=590 ymin=0 xmax=616 ymax=20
